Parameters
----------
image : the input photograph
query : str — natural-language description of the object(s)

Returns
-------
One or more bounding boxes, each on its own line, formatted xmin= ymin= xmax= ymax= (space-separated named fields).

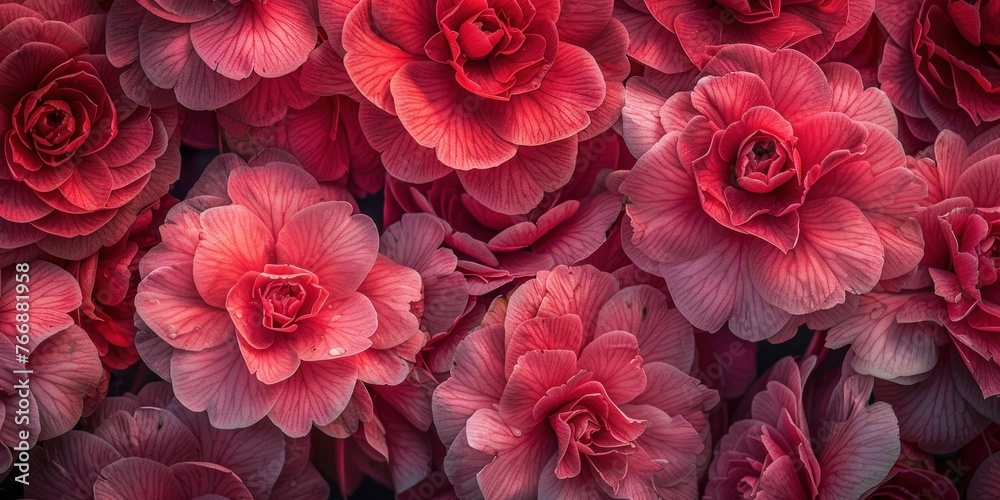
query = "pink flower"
xmin=876 ymin=0 xmax=1000 ymax=144
xmin=65 ymin=195 xmax=177 ymax=371
xmin=0 ymin=0 xmax=180 ymax=264
xmin=28 ymin=382 xmax=328 ymax=499
xmin=433 ymin=265 xmax=717 ymax=498
xmin=134 ymin=151 xmax=424 ymax=437
xmin=706 ymin=356 xmax=901 ymax=498
xmin=385 ymin=132 xmax=625 ymax=295
xmin=105 ymin=0 xmax=317 ymax=112
xmin=0 ymin=261 xmax=104 ymax=476
xmin=613 ymin=0 xmax=873 ymax=75
xmin=328 ymin=0 xmax=630 ymax=214
xmin=619 ymin=44 xmax=925 ymax=341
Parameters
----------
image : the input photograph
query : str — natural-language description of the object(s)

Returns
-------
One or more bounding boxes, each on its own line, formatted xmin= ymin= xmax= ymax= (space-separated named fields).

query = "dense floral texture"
xmin=619 ymin=44 xmax=925 ymax=341
xmin=386 ymin=131 xmax=624 ymax=294
xmin=105 ymin=0 xmax=317 ymax=112
xmin=65 ymin=194 xmax=175 ymax=371
xmin=613 ymin=0 xmax=874 ymax=75
xmin=0 ymin=0 xmax=180 ymax=265
xmin=829 ymin=127 xmax=1000 ymax=453
xmin=328 ymin=0 xmax=630 ymax=214
xmin=134 ymin=151 xmax=425 ymax=437
xmin=433 ymin=265 xmax=718 ymax=498
xmin=706 ymin=356 xmax=900 ymax=498
xmin=28 ymin=382 xmax=329 ymax=499
xmin=0 ymin=261 xmax=103 ymax=475
xmin=876 ymin=0 xmax=1000 ymax=144
xmin=219 ymin=42 xmax=386 ymax=198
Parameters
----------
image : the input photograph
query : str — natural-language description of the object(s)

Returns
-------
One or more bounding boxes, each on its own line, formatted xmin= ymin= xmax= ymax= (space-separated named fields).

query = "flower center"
xmin=252 ymin=264 xmax=329 ymax=332
xmin=734 ymin=135 xmax=795 ymax=194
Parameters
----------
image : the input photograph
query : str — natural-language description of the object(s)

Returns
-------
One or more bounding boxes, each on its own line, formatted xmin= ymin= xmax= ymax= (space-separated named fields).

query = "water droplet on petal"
xmin=168 ymin=333 xmax=178 ymax=340
xmin=235 ymin=312 xmax=243 ymax=319
xmin=329 ymin=347 xmax=346 ymax=356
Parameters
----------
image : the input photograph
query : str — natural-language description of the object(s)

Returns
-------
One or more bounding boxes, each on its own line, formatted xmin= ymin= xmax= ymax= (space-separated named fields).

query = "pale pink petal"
xmin=355 ymin=255 xmax=421 ymax=349
xmin=750 ymin=198 xmax=884 ymax=315
xmin=595 ymin=284 xmax=695 ymax=371
xmin=93 ymin=408 xmax=199 ymax=465
xmin=817 ymin=402 xmax=900 ymax=497
xmin=341 ymin=0 xmax=420 ymax=112
xmin=226 ymin=164 xmax=324 ymax=239
xmin=578 ymin=331 xmax=647 ymax=403
xmin=135 ymin=262 xmax=234 ymax=351
xmin=33 ymin=325 xmax=104 ymax=439
xmin=464 ymin=409 xmax=554 ymax=498
xmin=432 ymin=325 xmax=506 ymax=445
xmin=267 ymin=359 xmax=358 ymax=437
xmin=170 ymin=340 xmax=280 ymax=429
xmin=505 ymin=315 xmax=585 ymax=377
xmin=276 ymin=201 xmax=378 ymax=297
xmin=499 ymin=349 xmax=580 ymax=428
xmin=193 ymin=205 xmax=275 ymax=307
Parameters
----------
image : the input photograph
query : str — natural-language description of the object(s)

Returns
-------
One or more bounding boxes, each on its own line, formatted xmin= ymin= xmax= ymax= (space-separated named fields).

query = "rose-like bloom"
xmin=65 ymin=195 xmax=176 ymax=371
xmin=613 ymin=0 xmax=873 ymax=75
xmin=134 ymin=151 xmax=424 ymax=437
xmin=105 ymin=0 xmax=317 ymax=112
xmin=862 ymin=443 xmax=959 ymax=499
xmin=876 ymin=0 xmax=1000 ymax=144
xmin=327 ymin=0 xmax=630 ymax=214
xmin=706 ymin=356 xmax=901 ymax=499
xmin=28 ymin=382 xmax=328 ymax=499
xmin=433 ymin=265 xmax=718 ymax=498
xmin=827 ymin=128 xmax=1000 ymax=453
xmin=618 ymin=44 xmax=925 ymax=341
xmin=0 ymin=0 xmax=180 ymax=265
xmin=386 ymin=131 xmax=625 ymax=295
xmin=0 ymin=261 xmax=103 ymax=476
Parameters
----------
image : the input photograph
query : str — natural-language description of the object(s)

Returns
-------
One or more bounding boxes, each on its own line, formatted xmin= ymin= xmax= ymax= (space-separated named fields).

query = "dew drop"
xmin=168 ymin=333 xmax=178 ymax=340
xmin=147 ymin=298 xmax=160 ymax=306
xmin=167 ymin=324 xmax=178 ymax=333
xmin=511 ymin=428 xmax=523 ymax=437
xmin=329 ymin=347 xmax=346 ymax=356
xmin=234 ymin=312 xmax=243 ymax=319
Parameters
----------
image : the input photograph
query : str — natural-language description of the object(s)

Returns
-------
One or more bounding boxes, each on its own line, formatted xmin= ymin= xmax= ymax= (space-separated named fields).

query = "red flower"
xmin=134 ymin=151 xmax=424 ymax=437
xmin=619 ymin=45 xmax=925 ymax=341
xmin=327 ymin=0 xmax=630 ymax=214
xmin=876 ymin=0 xmax=1000 ymax=143
xmin=0 ymin=0 xmax=180 ymax=264
xmin=433 ymin=265 xmax=717 ymax=498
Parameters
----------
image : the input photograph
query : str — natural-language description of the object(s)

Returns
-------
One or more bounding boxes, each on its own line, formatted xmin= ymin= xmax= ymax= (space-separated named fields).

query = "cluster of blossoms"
xmin=1 ymin=0 xmax=999 ymax=497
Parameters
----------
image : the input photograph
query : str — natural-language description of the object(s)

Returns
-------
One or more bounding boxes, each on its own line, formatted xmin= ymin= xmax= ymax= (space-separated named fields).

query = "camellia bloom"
xmin=0 ymin=0 xmax=180 ymax=265
xmin=0 ymin=261 xmax=104 ymax=476
xmin=134 ymin=151 xmax=424 ymax=437
xmin=619 ymin=44 xmax=925 ymax=341
xmin=433 ymin=265 xmax=718 ymax=498
xmin=385 ymin=132 xmax=625 ymax=295
xmin=326 ymin=0 xmax=630 ymax=214
xmin=105 ymin=0 xmax=317 ymax=112
xmin=876 ymin=0 xmax=1000 ymax=144
xmin=706 ymin=356 xmax=901 ymax=499
xmin=613 ymin=0 xmax=874 ymax=75
xmin=28 ymin=382 xmax=329 ymax=499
